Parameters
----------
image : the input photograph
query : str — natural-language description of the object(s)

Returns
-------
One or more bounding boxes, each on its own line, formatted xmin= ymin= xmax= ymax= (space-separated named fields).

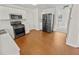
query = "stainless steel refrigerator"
xmin=42 ymin=13 xmax=54 ymax=32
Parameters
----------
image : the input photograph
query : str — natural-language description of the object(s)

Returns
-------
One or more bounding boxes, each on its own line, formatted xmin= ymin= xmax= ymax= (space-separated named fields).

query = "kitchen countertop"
xmin=0 ymin=29 xmax=7 ymax=35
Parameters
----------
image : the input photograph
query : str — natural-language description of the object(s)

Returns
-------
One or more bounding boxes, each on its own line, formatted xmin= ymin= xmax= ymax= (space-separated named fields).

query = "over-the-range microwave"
xmin=10 ymin=14 xmax=22 ymax=19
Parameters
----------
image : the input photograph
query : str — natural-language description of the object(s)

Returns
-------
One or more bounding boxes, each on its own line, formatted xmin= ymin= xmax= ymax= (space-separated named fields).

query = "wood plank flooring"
xmin=16 ymin=30 xmax=79 ymax=55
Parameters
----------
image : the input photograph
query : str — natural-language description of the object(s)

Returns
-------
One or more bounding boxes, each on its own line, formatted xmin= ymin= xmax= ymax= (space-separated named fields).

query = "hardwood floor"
xmin=16 ymin=30 xmax=79 ymax=55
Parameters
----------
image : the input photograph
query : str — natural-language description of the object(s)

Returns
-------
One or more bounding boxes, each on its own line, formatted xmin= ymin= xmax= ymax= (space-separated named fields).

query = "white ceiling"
xmin=15 ymin=4 xmax=35 ymax=9
xmin=14 ymin=4 xmax=66 ymax=9
xmin=0 ymin=4 xmax=68 ymax=10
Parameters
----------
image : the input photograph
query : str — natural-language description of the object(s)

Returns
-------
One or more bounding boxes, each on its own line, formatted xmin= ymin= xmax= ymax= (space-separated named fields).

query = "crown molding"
xmin=0 ymin=4 xmax=31 ymax=10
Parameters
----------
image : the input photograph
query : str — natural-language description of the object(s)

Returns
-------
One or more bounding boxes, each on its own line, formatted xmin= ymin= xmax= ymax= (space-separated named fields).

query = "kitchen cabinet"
xmin=0 ymin=6 xmax=26 ymax=20
xmin=0 ymin=6 xmax=27 ymax=38
xmin=0 ymin=30 xmax=20 ymax=55
xmin=0 ymin=6 xmax=9 ymax=19
xmin=0 ymin=21 xmax=15 ymax=39
xmin=22 ymin=20 xmax=30 ymax=34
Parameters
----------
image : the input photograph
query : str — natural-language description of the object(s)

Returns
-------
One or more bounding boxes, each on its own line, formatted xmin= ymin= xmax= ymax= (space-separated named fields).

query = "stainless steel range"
xmin=11 ymin=21 xmax=25 ymax=39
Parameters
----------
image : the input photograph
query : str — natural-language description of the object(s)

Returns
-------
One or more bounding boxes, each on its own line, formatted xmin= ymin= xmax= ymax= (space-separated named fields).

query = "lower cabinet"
xmin=0 ymin=32 xmax=20 ymax=55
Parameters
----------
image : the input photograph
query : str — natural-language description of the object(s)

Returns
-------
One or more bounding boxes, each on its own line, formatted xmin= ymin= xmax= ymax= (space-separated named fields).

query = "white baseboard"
xmin=25 ymin=31 xmax=30 ymax=34
xmin=35 ymin=28 xmax=40 ymax=30
xmin=32 ymin=28 xmax=40 ymax=30
xmin=66 ymin=42 xmax=79 ymax=48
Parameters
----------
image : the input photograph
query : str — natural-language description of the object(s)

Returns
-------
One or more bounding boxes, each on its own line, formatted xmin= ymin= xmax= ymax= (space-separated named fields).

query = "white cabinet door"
xmin=22 ymin=20 xmax=30 ymax=34
xmin=0 ymin=33 xmax=20 ymax=55
xmin=9 ymin=8 xmax=26 ymax=19
xmin=0 ymin=6 xmax=9 ymax=19
xmin=0 ymin=6 xmax=26 ymax=20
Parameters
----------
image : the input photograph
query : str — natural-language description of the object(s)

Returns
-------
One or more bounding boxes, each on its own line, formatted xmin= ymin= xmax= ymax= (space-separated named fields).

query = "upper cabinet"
xmin=0 ymin=6 xmax=9 ymax=19
xmin=0 ymin=6 xmax=26 ymax=20
xmin=42 ymin=8 xmax=55 ymax=15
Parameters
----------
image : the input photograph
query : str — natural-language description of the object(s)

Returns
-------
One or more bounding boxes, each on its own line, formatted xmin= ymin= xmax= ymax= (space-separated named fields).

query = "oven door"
xmin=14 ymin=27 xmax=25 ymax=38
